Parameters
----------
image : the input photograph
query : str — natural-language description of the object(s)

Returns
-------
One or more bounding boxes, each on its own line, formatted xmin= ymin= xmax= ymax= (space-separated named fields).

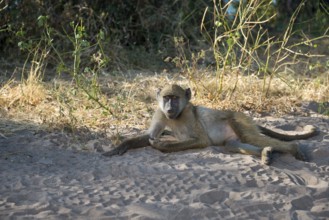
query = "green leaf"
xmin=215 ymin=21 xmax=222 ymax=27
xmin=81 ymin=40 xmax=90 ymax=47
xmin=37 ymin=15 xmax=48 ymax=27
xmin=98 ymin=30 xmax=105 ymax=40
xmin=226 ymin=38 xmax=234 ymax=47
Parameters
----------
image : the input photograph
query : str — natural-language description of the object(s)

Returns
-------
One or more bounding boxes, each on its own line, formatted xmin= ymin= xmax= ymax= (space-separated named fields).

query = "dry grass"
xmin=0 ymin=78 xmax=47 ymax=107
xmin=189 ymin=71 xmax=328 ymax=111
xmin=1 ymin=1 xmax=327 ymax=146
xmin=0 ymin=68 xmax=328 ymax=138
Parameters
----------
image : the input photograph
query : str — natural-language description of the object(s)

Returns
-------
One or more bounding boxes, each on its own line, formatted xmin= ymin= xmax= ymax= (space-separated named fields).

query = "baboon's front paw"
xmin=149 ymin=138 xmax=160 ymax=146
xmin=261 ymin=146 xmax=273 ymax=165
xmin=150 ymin=139 xmax=167 ymax=150
xmin=149 ymin=139 xmax=168 ymax=151
xmin=102 ymin=150 xmax=118 ymax=157
xmin=151 ymin=142 xmax=166 ymax=150
xmin=103 ymin=145 xmax=127 ymax=157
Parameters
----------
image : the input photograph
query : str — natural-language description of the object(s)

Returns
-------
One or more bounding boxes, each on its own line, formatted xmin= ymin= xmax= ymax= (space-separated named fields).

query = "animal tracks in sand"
xmin=0 ymin=116 xmax=328 ymax=219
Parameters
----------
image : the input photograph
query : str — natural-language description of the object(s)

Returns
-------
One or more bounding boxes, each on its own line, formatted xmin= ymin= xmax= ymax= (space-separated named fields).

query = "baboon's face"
xmin=161 ymin=95 xmax=181 ymax=119
xmin=157 ymin=85 xmax=191 ymax=119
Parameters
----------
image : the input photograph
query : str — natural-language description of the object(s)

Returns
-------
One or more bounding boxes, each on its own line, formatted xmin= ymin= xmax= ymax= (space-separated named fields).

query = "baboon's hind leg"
xmin=229 ymin=112 xmax=306 ymax=161
xmin=243 ymin=135 xmax=306 ymax=161
xmin=224 ymin=140 xmax=273 ymax=165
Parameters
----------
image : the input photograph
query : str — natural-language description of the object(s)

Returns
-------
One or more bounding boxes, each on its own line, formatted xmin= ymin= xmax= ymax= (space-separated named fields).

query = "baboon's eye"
xmin=172 ymin=96 xmax=178 ymax=100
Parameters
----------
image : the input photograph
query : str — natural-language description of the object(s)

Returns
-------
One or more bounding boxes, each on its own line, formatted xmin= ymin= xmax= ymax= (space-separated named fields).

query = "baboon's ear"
xmin=185 ymin=88 xmax=191 ymax=101
xmin=156 ymin=88 xmax=161 ymax=99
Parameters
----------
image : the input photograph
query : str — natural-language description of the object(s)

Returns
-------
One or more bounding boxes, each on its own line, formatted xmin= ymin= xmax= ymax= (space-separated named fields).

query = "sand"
xmin=0 ymin=114 xmax=328 ymax=219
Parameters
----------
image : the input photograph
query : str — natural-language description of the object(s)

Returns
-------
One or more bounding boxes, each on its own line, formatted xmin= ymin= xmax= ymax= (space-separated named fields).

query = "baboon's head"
xmin=157 ymin=84 xmax=191 ymax=119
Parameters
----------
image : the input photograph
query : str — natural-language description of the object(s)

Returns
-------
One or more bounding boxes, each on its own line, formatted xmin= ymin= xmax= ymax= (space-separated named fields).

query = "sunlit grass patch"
xmin=0 ymin=68 xmax=328 ymax=138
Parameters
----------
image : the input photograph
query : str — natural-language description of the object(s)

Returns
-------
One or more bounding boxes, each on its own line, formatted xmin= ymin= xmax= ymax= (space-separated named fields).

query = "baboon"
xmin=103 ymin=84 xmax=317 ymax=165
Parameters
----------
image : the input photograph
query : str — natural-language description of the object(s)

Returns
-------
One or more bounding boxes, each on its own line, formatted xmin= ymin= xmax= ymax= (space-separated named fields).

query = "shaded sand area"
xmin=0 ymin=115 xmax=328 ymax=219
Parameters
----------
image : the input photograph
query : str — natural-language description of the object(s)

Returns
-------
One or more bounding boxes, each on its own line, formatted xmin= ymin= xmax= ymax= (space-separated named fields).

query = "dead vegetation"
xmin=0 ymin=67 xmax=328 ymax=139
xmin=0 ymin=0 xmax=328 ymax=141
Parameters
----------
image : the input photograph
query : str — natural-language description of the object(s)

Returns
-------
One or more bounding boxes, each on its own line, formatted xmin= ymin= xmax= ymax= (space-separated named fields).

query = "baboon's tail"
xmin=258 ymin=125 xmax=318 ymax=141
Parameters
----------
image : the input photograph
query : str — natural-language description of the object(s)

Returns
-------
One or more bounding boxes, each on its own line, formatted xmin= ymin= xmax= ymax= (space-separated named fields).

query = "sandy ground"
xmin=0 ymin=113 xmax=328 ymax=219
